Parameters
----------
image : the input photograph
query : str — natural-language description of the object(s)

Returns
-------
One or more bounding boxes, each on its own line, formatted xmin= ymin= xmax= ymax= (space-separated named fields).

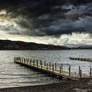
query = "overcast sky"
xmin=0 ymin=0 xmax=92 ymax=46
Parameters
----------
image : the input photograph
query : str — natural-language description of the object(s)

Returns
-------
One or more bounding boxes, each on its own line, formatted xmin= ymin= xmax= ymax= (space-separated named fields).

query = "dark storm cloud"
xmin=0 ymin=0 xmax=92 ymax=36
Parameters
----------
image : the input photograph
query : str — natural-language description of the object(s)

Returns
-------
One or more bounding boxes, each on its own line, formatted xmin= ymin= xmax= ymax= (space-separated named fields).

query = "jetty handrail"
xmin=14 ymin=57 xmax=92 ymax=80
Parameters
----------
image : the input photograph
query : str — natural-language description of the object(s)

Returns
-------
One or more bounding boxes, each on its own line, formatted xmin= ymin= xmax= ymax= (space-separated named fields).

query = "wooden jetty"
xmin=69 ymin=57 xmax=92 ymax=62
xmin=14 ymin=57 xmax=92 ymax=80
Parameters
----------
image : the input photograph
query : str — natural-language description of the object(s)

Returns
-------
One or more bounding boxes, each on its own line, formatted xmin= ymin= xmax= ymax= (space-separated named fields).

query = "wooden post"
xmin=46 ymin=63 xmax=48 ymax=70
xmin=31 ymin=59 xmax=33 ymax=65
xmin=19 ymin=57 xmax=21 ymax=62
xmin=37 ymin=60 xmax=38 ymax=67
xmin=52 ymin=64 xmax=54 ymax=71
xmin=26 ymin=58 xmax=28 ymax=64
xmin=90 ymin=67 xmax=92 ymax=77
xmin=25 ymin=58 xmax=27 ymax=64
xmin=33 ymin=59 xmax=35 ymax=66
xmin=44 ymin=61 xmax=46 ymax=66
xmin=14 ymin=57 xmax=15 ymax=62
xmin=40 ymin=60 xmax=42 ymax=69
xmin=27 ymin=59 xmax=29 ymax=65
xmin=30 ymin=59 xmax=32 ymax=65
xmin=79 ymin=66 xmax=82 ymax=78
xmin=22 ymin=58 xmax=24 ymax=64
xmin=23 ymin=58 xmax=25 ymax=63
xmin=60 ymin=64 xmax=63 ymax=73
xmin=41 ymin=60 xmax=43 ymax=69
xmin=24 ymin=58 xmax=25 ymax=63
xmin=55 ymin=63 xmax=57 ymax=71
xmin=49 ymin=62 xmax=51 ymax=70
xmin=69 ymin=65 xmax=71 ymax=77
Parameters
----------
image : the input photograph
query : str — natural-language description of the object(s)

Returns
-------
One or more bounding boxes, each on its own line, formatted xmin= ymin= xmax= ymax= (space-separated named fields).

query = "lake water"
xmin=0 ymin=50 xmax=92 ymax=88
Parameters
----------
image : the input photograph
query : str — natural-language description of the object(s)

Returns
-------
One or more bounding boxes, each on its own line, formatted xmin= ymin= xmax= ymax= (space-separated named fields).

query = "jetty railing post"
xmin=20 ymin=58 xmax=21 ymax=62
xmin=29 ymin=58 xmax=30 ymax=65
xmin=52 ymin=64 xmax=54 ymax=71
xmin=14 ymin=57 xmax=15 ymax=62
xmin=60 ymin=65 xmax=61 ymax=73
xmin=30 ymin=59 xmax=31 ymax=65
xmin=37 ymin=60 xmax=38 ymax=68
xmin=44 ymin=61 xmax=46 ymax=66
xmin=49 ymin=62 xmax=51 ymax=70
xmin=55 ymin=63 xmax=57 ymax=71
xmin=46 ymin=63 xmax=48 ymax=70
xmin=60 ymin=64 xmax=63 ymax=73
xmin=22 ymin=58 xmax=24 ymax=63
xmin=28 ymin=58 xmax=29 ymax=65
xmin=27 ymin=58 xmax=28 ymax=64
xmin=20 ymin=57 xmax=21 ymax=63
xmin=79 ymin=66 xmax=82 ymax=78
xmin=26 ymin=58 xmax=28 ymax=64
xmin=25 ymin=58 xmax=27 ymax=64
xmin=23 ymin=58 xmax=25 ymax=63
xmin=33 ymin=59 xmax=35 ymax=66
xmin=40 ymin=60 xmax=42 ymax=69
xmin=22 ymin=58 xmax=23 ymax=63
xmin=69 ymin=65 xmax=71 ymax=77
xmin=32 ymin=59 xmax=34 ymax=66
xmin=90 ymin=67 xmax=92 ymax=77
xmin=41 ymin=61 xmax=43 ymax=69
xmin=21 ymin=58 xmax=22 ymax=63
xmin=28 ymin=58 xmax=29 ymax=64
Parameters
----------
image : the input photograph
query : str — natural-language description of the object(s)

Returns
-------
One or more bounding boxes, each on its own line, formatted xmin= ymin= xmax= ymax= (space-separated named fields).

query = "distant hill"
xmin=0 ymin=40 xmax=92 ymax=50
xmin=0 ymin=40 xmax=70 ymax=50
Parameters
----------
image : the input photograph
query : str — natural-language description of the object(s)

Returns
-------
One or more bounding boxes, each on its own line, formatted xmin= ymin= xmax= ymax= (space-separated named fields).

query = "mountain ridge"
xmin=0 ymin=40 xmax=91 ymax=50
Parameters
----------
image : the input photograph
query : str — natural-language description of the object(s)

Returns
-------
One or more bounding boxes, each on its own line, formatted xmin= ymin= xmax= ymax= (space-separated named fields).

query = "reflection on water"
xmin=0 ymin=50 xmax=92 ymax=88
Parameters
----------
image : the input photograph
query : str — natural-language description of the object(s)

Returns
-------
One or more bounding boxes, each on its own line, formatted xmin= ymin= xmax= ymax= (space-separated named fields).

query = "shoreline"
xmin=0 ymin=79 xmax=92 ymax=92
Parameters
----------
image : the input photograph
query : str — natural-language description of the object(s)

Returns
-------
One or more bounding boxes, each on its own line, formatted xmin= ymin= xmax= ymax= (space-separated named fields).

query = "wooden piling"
xmin=69 ymin=65 xmax=71 ymax=77
xmin=49 ymin=62 xmax=51 ymax=70
xmin=52 ymin=64 xmax=54 ymax=71
xmin=60 ymin=64 xmax=63 ymax=73
xmin=36 ymin=60 xmax=38 ymax=67
xmin=44 ymin=61 xmax=46 ymax=66
xmin=33 ymin=59 xmax=35 ymax=66
xmin=30 ymin=59 xmax=32 ymax=65
xmin=46 ymin=63 xmax=48 ymax=70
xmin=90 ymin=67 xmax=92 ymax=77
xmin=79 ymin=66 xmax=82 ymax=78
xmin=40 ymin=60 xmax=42 ymax=69
xmin=55 ymin=63 xmax=57 ymax=71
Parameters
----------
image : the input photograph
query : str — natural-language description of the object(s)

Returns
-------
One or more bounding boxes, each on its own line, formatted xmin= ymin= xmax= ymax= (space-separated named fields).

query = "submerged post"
xmin=79 ymin=66 xmax=82 ymax=78
xmin=90 ymin=67 xmax=92 ymax=77
xmin=69 ymin=65 xmax=71 ymax=77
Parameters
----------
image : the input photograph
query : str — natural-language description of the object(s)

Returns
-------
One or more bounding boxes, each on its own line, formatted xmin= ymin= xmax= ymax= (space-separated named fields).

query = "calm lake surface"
xmin=0 ymin=50 xmax=92 ymax=88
